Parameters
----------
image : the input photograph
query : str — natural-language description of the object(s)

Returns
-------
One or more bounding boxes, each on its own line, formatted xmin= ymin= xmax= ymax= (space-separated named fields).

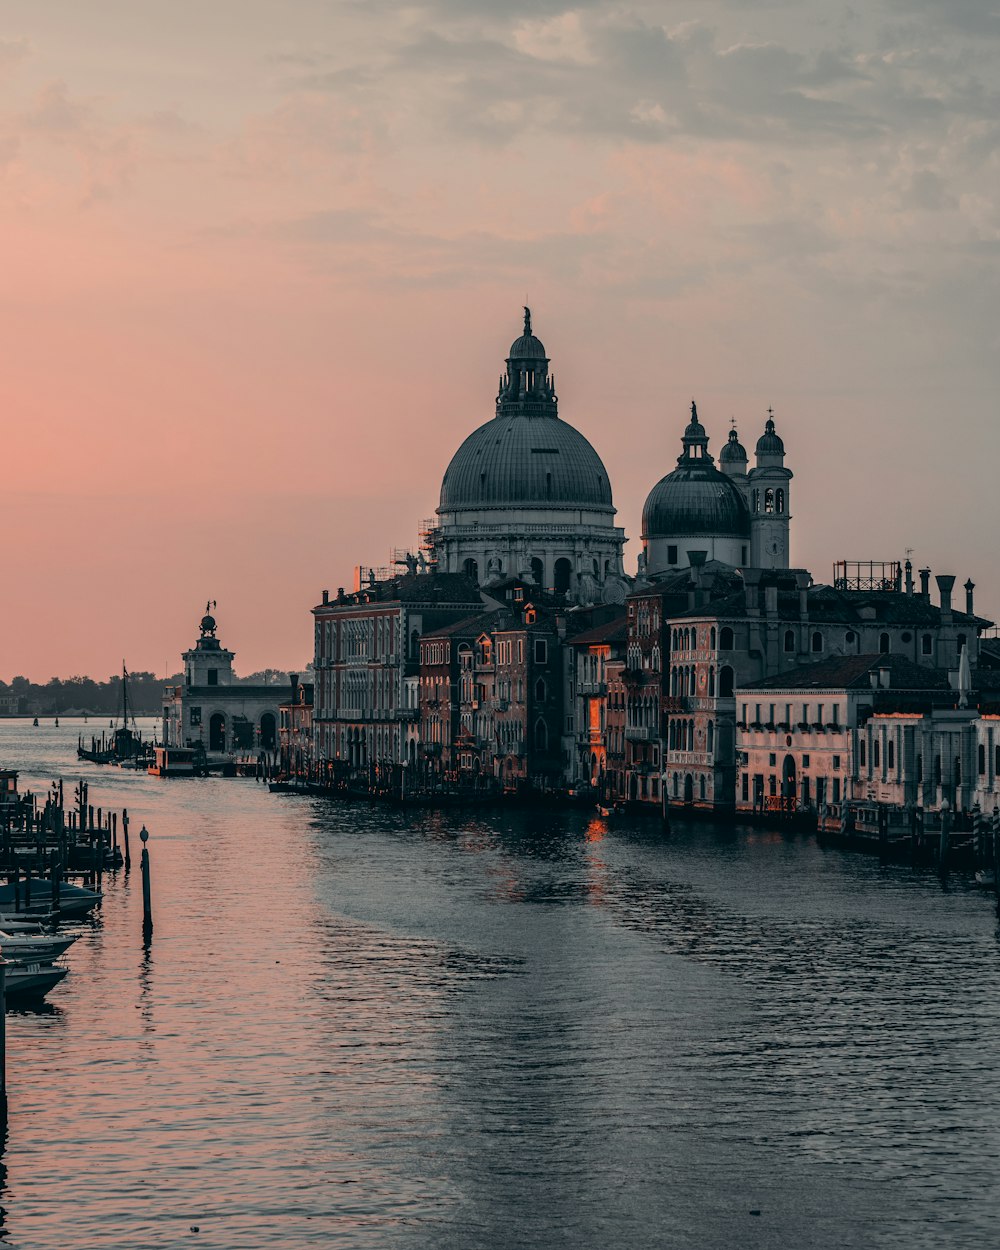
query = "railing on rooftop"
xmin=832 ymin=560 xmax=902 ymax=592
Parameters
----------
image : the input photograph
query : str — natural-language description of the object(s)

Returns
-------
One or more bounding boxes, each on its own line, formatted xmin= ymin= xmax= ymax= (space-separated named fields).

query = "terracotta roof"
xmin=568 ymin=613 xmax=628 ymax=647
xmin=739 ymin=654 xmax=951 ymax=692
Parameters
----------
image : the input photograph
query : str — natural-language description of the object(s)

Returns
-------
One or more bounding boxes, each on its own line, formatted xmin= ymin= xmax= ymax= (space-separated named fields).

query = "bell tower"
xmin=748 ymin=410 xmax=792 ymax=569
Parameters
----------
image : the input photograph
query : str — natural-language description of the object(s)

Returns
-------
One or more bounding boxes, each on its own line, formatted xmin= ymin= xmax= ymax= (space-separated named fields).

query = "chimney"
xmin=689 ymin=551 xmax=709 ymax=606
xmin=919 ymin=568 xmax=931 ymax=601
xmin=290 ymin=672 xmax=298 ymax=692
xmin=743 ymin=568 xmax=761 ymax=615
xmin=936 ymin=574 xmax=955 ymax=619
xmin=764 ymin=585 xmax=778 ymax=617
xmin=795 ymin=571 xmax=810 ymax=621
xmin=322 ymin=589 xmax=329 ymax=605
xmin=337 ymin=587 xmax=345 ymax=601
xmin=965 ymin=579 xmax=975 ymax=616
xmin=904 ymin=559 xmax=914 ymax=596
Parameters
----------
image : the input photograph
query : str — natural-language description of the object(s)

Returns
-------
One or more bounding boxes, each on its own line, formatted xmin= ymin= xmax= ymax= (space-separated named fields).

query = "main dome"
xmin=438 ymin=308 xmax=614 ymax=514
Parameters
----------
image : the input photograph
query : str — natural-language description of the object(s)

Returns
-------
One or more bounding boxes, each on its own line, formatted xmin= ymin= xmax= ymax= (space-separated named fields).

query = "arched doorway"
xmin=530 ymin=556 xmax=544 ymax=587
xmin=683 ymin=773 xmax=694 ymax=803
xmin=462 ymin=557 xmax=479 ymax=583
xmin=782 ymin=754 xmax=797 ymax=804
xmin=260 ymin=712 xmax=276 ymax=750
xmin=209 ymin=712 xmax=226 ymax=752
xmin=553 ymin=557 xmax=572 ymax=595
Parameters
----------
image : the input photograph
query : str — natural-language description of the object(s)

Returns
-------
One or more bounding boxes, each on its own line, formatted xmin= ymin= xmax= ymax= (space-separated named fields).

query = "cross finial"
xmin=523 ymin=305 xmax=532 ymax=336
xmin=767 ymin=406 xmax=774 ymax=419
xmin=730 ymin=416 xmax=737 ymax=430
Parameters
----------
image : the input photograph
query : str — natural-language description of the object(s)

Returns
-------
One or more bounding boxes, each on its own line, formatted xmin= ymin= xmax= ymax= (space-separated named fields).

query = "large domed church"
xmin=423 ymin=310 xmax=794 ymax=593
xmin=429 ymin=310 xmax=629 ymax=604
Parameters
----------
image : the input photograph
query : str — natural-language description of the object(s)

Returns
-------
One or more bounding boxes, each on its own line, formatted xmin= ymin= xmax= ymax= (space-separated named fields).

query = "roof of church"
xmin=438 ymin=310 xmax=615 ymax=514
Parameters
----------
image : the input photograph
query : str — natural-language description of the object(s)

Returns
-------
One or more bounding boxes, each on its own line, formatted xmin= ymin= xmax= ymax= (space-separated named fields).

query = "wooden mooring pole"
xmin=139 ymin=826 xmax=152 ymax=941
xmin=939 ymin=802 xmax=951 ymax=875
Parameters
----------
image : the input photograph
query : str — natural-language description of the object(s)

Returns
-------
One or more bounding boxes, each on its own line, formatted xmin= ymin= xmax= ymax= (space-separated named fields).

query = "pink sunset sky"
xmin=0 ymin=1 xmax=997 ymax=679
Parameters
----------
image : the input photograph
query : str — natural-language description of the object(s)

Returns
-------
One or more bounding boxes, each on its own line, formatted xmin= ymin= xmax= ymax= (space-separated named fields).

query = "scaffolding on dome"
xmin=832 ymin=560 xmax=902 ymax=592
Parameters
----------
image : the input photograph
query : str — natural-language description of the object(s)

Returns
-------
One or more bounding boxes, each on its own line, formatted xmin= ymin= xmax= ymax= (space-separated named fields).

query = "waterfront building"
xmin=425 ymin=309 xmax=629 ymax=605
xmin=278 ymin=675 xmax=314 ymax=777
xmin=736 ymin=655 xmax=951 ymax=815
xmin=567 ymin=613 xmax=627 ymax=790
xmin=162 ymin=608 xmax=285 ymax=755
xmin=311 ymin=572 xmax=482 ymax=781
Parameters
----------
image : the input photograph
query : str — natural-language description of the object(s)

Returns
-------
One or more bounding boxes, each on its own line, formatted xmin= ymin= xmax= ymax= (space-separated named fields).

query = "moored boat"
xmin=4 ymin=962 xmax=67 ymax=1002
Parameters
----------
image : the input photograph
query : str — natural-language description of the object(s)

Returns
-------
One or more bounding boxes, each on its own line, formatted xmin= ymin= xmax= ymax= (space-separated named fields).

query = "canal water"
xmin=1 ymin=720 xmax=1000 ymax=1248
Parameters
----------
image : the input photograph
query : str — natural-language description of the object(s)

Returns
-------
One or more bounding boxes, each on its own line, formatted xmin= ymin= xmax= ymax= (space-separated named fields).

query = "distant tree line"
xmin=0 ymin=668 xmax=299 ymax=716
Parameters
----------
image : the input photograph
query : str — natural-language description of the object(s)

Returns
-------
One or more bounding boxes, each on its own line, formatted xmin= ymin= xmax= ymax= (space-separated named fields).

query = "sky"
xmin=0 ymin=0 xmax=997 ymax=679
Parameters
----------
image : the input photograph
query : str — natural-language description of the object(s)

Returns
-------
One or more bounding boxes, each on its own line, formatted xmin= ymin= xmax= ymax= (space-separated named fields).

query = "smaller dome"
xmin=720 ymin=427 xmax=747 ymax=463
xmin=756 ymin=414 xmax=784 ymax=456
xmin=200 ymin=614 xmax=216 ymax=634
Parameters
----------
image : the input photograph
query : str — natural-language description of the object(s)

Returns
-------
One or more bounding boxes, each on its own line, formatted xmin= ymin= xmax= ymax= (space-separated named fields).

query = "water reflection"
xmin=1 ymin=722 xmax=1000 ymax=1248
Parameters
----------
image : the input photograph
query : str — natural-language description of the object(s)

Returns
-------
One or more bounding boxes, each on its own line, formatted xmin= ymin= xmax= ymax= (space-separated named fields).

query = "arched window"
xmin=669 ymin=721 xmax=676 ymax=749
xmin=765 ymin=488 xmax=775 ymax=513
xmin=720 ymin=627 xmax=734 ymax=651
xmin=811 ymin=631 xmax=823 ymax=653
xmin=710 ymin=627 xmax=717 ymax=650
xmin=707 ymin=721 xmax=714 ymax=752
xmin=979 ymin=744 xmax=986 ymax=775
xmin=873 ymin=739 xmax=880 ymax=767
xmin=957 ymin=633 xmax=968 ymax=652
xmin=699 ymin=775 xmax=707 ymax=800
xmin=462 ymin=556 xmax=479 ymax=582
xmin=719 ymin=666 xmax=734 ymax=699
xmin=553 ymin=557 xmax=572 ymax=595
xmin=751 ymin=489 xmax=760 ymax=512
xmin=784 ymin=629 xmax=795 ymax=653
xmin=410 ymin=628 xmax=420 ymax=659
xmin=530 ymin=556 xmax=544 ymax=586
xmin=708 ymin=668 xmax=715 ymax=696
xmin=879 ymin=633 xmax=890 ymax=654
xmin=535 ymin=677 xmax=546 ymax=702
xmin=776 ymin=488 xmax=785 ymax=514
xmin=921 ymin=634 xmax=933 ymax=656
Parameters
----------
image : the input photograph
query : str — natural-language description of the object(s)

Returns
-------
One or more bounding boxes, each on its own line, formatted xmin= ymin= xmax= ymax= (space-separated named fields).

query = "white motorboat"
xmin=0 ymin=930 xmax=76 ymax=963
xmin=4 ymin=962 xmax=67 ymax=1002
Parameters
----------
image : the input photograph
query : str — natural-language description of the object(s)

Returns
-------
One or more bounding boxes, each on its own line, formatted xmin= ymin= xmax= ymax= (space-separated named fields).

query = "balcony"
xmin=579 ymin=680 xmax=607 ymax=696
xmin=626 ymin=725 xmax=656 ymax=741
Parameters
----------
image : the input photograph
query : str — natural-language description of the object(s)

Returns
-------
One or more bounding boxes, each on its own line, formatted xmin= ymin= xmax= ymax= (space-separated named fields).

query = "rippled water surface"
xmin=2 ymin=720 xmax=1000 ymax=1248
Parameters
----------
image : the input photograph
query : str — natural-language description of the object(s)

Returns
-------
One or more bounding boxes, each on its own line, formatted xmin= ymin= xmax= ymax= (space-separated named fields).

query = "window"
xmin=784 ymin=629 xmax=795 ymax=652
xmin=720 ymin=627 xmax=734 ymax=651
xmin=752 ymin=489 xmax=760 ymax=512
xmin=833 ymin=778 xmax=841 ymax=802
xmin=741 ymin=546 xmax=748 ymax=564
xmin=802 ymin=754 xmax=811 ymax=767
xmin=860 ymin=739 xmax=866 ymax=766
xmin=719 ymin=666 xmax=734 ymax=698
xmin=710 ymin=627 xmax=717 ymax=650
xmin=811 ymin=632 xmax=823 ymax=653
xmin=207 ymin=669 xmax=218 ymax=686
xmin=845 ymin=631 xmax=856 ymax=645
xmin=832 ymin=755 xmax=841 ymax=771
xmin=817 ymin=705 xmax=824 ymax=724
xmin=535 ymin=678 xmax=547 ymax=702
xmin=921 ymin=634 xmax=932 ymax=656
xmin=873 ymin=739 xmax=880 ymax=767
xmin=776 ymin=488 xmax=785 ymax=514
xmin=668 ymin=545 xmax=678 ymax=565
xmin=742 ymin=773 xmax=749 ymax=802
xmin=979 ymin=744 xmax=987 ymax=775
xmin=769 ymin=753 xmax=777 ymax=767
xmin=879 ymin=633 xmax=890 ymax=654
xmin=190 ymin=707 xmax=202 ymax=726
xmin=888 ymin=740 xmax=895 ymax=769
xmin=765 ymin=488 xmax=775 ymax=513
